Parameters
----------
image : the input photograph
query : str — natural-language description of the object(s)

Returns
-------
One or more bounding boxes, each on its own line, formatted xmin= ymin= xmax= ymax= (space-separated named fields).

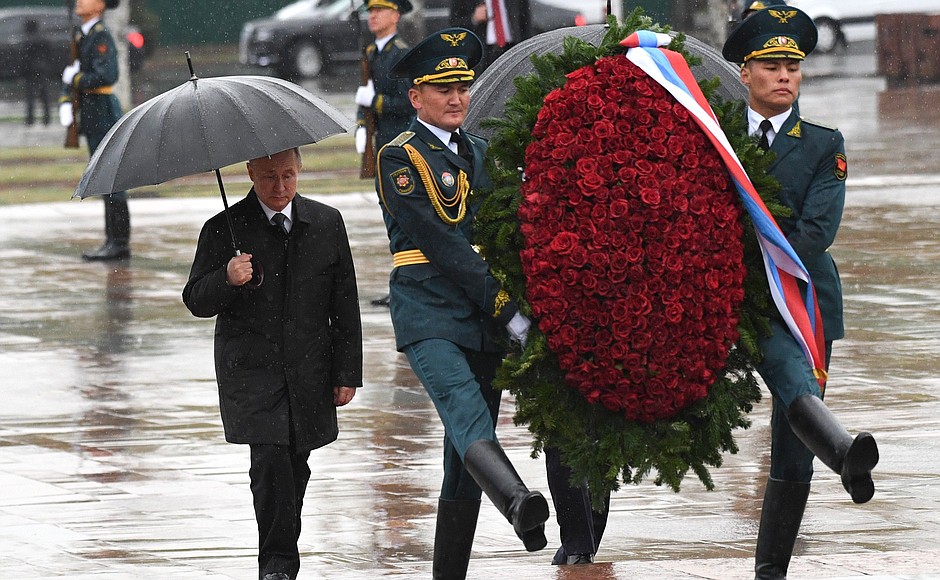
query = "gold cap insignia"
xmin=436 ymin=57 xmax=468 ymax=71
xmin=441 ymin=32 xmax=467 ymax=47
xmin=769 ymin=9 xmax=798 ymax=23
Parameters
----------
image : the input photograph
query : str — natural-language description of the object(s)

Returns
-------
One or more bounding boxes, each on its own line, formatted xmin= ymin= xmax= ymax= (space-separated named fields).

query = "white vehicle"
xmin=787 ymin=0 xmax=940 ymax=53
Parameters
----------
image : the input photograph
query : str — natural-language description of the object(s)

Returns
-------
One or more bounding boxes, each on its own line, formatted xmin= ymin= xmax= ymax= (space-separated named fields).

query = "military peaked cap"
xmin=723 ymin=6 xmax=818 ymax=63
xmin=740 ymin=0 xmax=787 ymax=21
xmin=389 ymin=27 xmax=482 ymax=85
xmin=363 ymin=0 xmax=413 ymax=14
xmin=105 ymin=0 xmax=120 ymax=8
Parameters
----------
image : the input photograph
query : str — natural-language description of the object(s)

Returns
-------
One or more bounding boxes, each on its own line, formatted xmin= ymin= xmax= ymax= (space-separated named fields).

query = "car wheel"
xmin=288 ymin=40 xmax=325 ymax=79
xmin=814 ymin=18 xmax=843 ymax=54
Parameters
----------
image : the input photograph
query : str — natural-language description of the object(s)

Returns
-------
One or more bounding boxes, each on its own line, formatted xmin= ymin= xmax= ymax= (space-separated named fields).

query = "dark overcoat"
xmin=768 ymin=110 xmax=847 ymax=341
xmin=183 ymin=190 xmax=363 ymax=452
xmin=375 ymin=120 xmax=518 ymax=352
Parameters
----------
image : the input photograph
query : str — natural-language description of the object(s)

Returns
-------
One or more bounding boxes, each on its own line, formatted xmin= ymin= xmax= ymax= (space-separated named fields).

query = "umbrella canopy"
xmin=74 ymin=74 xmax=354 ymax=198
xmin=465 ymin=25 xmax=748 ymax=137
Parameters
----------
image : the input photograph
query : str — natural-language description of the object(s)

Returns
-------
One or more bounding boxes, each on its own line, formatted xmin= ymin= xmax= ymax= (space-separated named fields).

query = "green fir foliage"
xmin=472 ymin=9 xmax=788 ymax=507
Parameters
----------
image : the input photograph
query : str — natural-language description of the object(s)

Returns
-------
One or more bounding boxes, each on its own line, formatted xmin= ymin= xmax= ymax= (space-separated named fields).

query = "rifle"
xmin=64 ymin=0 xmax=80 ymax=149
xmin=359 ymin=50 xmax=377 ymax=179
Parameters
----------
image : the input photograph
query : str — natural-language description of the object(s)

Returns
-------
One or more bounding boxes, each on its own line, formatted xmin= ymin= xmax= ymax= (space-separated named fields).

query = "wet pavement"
xmin=2 ymin=43 xmax=940 ymax=580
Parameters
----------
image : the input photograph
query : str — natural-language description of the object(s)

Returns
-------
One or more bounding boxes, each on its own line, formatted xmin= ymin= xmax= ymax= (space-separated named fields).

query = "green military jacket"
xmin=61 ymin=20 xmax=123 ymax=150
xmin=768 ymin=109 xmax=848 ymax=341
xmin=376 ymin=120 xmax=518 ymax=352
xmin=357 ymin=35 xmax=415 ymax=149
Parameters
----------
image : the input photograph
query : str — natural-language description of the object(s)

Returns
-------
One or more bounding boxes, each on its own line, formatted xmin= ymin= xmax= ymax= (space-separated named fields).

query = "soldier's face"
xmin=741 ymin=58 xmax=802 ymax=118
xmin=368 ymin=7 xmax=400 ymax=38
xmin=75 ymin=0 xmax=106 ymax=21
xmin=409 ymin=82 xmax=471 ymax=133
xmin=247 ymin=149 xmax=301 ymax=212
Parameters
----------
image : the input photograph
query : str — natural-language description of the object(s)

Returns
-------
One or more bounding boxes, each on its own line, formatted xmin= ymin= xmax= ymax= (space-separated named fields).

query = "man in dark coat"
xmin=723 ymin=8 xmax=879 ymax=579
xmin=377 ymin=28 xmax=548 ymax=579
xmin=59 ymin=0 xmax=130 ymax=261
xmin=23 ymin=19 xmax=52 ymax=126
xmin=182 ymin=148 xmax=362 ymax=580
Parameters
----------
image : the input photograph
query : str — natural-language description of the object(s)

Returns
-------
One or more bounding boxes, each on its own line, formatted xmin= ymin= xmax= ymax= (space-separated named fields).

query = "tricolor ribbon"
xmin=619 ymin=31 xmax=828 ymax=385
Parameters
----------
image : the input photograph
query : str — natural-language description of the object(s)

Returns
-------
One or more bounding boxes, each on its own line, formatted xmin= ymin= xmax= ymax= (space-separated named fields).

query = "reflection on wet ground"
xmin=2 ymin=51 xmax=940 ymax=580
xmin=1 ymin=185 xmax=938 ymax=579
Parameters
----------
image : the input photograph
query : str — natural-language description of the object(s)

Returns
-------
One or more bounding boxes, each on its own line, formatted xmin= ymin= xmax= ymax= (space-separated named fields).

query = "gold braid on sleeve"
xmin=403 ymin=144 xmax=469 ymax=225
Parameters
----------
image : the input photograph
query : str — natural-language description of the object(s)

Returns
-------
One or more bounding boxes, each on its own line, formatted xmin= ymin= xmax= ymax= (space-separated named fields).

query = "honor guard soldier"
xmin=724 ymin=8 xmax=880 ymax=580
xmin=354 ymin=0 xmax=416 ymax=306
xmin=60 ymin=0 xmax=130 ymax=261
xmin=355 ymin=0 xmax=416 ymax=153
xmin=376 ymin=28 xmax=549 ymax=579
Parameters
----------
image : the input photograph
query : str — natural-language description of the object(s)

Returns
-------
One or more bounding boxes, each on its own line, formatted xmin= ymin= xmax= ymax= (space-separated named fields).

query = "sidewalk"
xmin=1 ymin=192 xmax=938 ymax=579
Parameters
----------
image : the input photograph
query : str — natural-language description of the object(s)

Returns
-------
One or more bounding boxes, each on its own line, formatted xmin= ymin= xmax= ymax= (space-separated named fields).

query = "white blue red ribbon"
xmin=619 ymin=31 xmax=828 ymax=384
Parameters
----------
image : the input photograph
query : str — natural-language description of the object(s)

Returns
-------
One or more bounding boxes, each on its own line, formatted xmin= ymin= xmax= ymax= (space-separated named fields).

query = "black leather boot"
xmin=754 ymin=478 xmax=810 ymax=580
xmin=83 ymin=196 xmax=130 ymax=261
xmin=787 ymin=394 xmax=879 ymax=503
xmin=432 ymin=498 xmax=480 ymax=580
xmin=463 ymin=439 xmax=550 ymax=552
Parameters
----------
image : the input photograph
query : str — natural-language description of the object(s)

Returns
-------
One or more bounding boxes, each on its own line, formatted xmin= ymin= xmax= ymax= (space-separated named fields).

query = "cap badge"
xmin=436 ymin=57 xmax=468 ymax=71
xmin=769 ymin=9 xmax=798 ymax=23
xmin=441 ymin=32 xmax=467 ymax=47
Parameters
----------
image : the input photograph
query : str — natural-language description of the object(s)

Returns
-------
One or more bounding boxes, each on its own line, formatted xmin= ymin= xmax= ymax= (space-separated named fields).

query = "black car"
xmin=239 ymin=0 xmax=593 ymax=79
xmin=0 ymin=7 xmax=148 ymax=81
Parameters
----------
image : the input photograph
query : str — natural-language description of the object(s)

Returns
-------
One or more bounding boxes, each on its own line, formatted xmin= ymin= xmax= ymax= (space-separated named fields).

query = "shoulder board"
xmin=92 ymin=22 xmax=105 ymax=33
xmin=394 ymin=37 xmax=409 ymax=49
xmin=800 ymin=117 xmax=838 ymax=132
xmin=387 ymin=131 xmax=415 ymax=147
xmin=365 ymin=44 xmax=377 ymax=56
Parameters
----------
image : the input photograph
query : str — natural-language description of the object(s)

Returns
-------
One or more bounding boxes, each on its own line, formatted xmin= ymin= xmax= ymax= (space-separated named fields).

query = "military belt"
xmin=83 ymin=86 xmax=114 ymax=95
xmin=392 ymin=249 xmax=429 ymax=268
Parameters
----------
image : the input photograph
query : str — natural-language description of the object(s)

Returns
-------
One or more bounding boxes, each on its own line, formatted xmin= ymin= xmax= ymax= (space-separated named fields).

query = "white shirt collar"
xmin=81 ymin=17 xmax=100 ymax=36
xmin=748 ymin=107 xmax=792 ymax=147
xmin=374 ymin=33 xmax=395 ymax=52
xmin=417 ymin=118 xmax=459 ymax=152
xmin=257 ymin=199 xmax=294 ymax=232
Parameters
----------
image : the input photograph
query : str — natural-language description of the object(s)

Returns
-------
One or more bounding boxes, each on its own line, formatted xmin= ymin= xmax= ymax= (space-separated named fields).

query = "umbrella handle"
xmin=217 ymin=169 xmax=263 ymax=289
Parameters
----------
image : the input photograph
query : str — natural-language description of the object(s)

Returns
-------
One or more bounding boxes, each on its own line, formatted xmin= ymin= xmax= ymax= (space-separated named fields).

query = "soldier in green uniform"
xmin=376 ymin=28 xmax=549 ymax=579
xmin=59 ymin=0 xmax=129 ymax=261
xmin=723 ymin=8 xmax=880 ymax=579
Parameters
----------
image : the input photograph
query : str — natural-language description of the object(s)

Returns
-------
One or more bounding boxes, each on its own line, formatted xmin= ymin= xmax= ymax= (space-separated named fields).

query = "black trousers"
xmin=545 ymin=446 xmax=610 ymax=560
xmin=249 ymin=444 xmax=311 ymax=580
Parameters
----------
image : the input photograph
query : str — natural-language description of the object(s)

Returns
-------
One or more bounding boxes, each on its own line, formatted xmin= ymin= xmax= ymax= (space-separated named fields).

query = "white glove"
xmin=506 ymin=312 xmax=531 ymax=348
xmin=59 ymin=102 xmax=73 ymax=127
xmin=62 ymin=59 xmax=80 ymax=85
xmin=355 ymin=125 xmax=367 ymax=154
xmin=355 ymin=80 xmax=375 ymax=107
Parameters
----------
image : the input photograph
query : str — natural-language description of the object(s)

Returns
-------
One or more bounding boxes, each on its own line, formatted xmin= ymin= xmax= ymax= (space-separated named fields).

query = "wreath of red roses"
xmin=517 ymin=54 xmax=748 ymax=422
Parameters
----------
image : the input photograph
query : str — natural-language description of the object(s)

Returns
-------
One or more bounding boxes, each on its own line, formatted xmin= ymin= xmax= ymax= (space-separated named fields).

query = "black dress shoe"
xmin=82 ymin=241 xmax=130 ymax=261
xmin=370 ymin=294 xmax=390 ymax=307
xmin=262 ymin=573 xmax=290 ymax=580
xmin=566 ymin=553 xmax=594 ymax=564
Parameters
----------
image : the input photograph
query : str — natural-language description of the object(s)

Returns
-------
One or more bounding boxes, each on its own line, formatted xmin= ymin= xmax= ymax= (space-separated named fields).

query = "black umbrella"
xmin=73 ymin=53 xmax=354 ymax=264
xmin=465 ymin=25 xmax=748 ymax=136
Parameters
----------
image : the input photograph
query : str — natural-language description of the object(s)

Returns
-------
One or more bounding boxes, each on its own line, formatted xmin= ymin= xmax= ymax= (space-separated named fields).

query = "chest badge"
xmin=441 ymin=171 xmax=455 ymax=187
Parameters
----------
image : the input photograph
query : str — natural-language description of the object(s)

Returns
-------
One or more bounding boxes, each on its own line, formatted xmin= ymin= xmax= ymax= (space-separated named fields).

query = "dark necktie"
xmin=271 ymin=212 xmax=289 ymax=235
xmin=451 ymin=131 xmax=471 ymax=163
xmin=758 ymin=119 xmax=773 ymax=151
